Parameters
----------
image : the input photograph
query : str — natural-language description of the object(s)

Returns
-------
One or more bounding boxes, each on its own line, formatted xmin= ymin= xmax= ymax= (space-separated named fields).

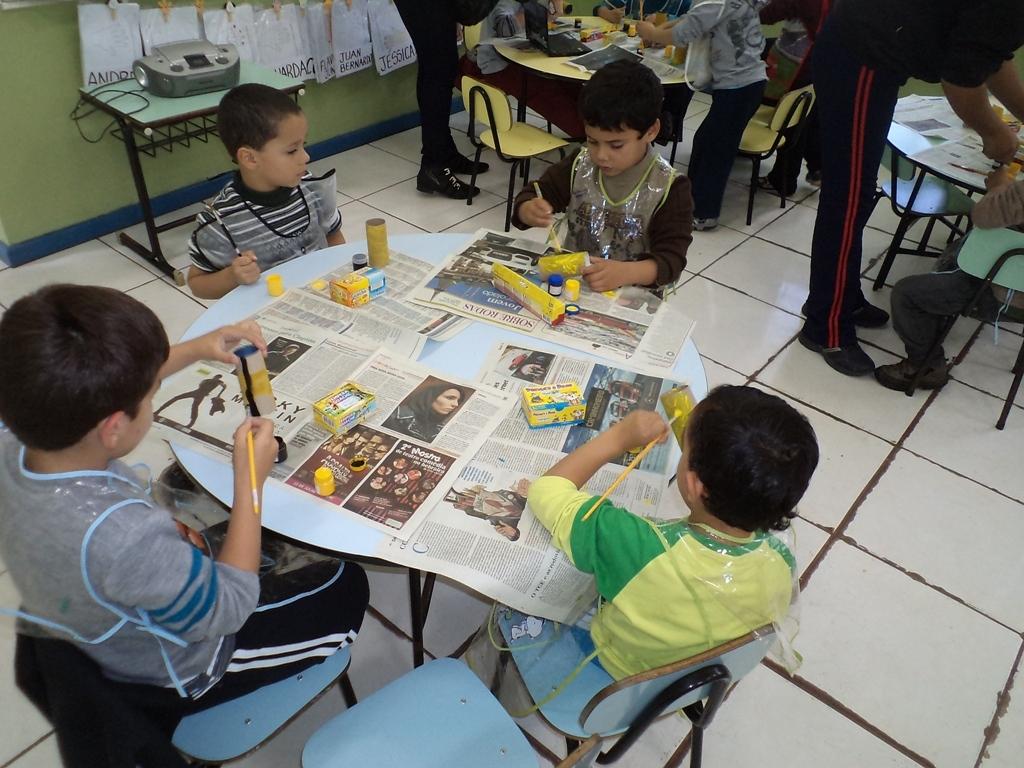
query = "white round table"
xmin=173 ymin=233 xmax=707 ymax=558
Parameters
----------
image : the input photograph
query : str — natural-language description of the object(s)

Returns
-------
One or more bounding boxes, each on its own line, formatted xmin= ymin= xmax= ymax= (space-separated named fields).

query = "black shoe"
xmin=416 ymin=166 xmax=480 ymax=200
xmin=446 ymin=153 xmax=489 ymax=175
xmin=800 ymin=301 xmax=890 ymax=328
xmin=874 ymin=359 xmax=950 ymax=392
xmin=798 ymin=332 xmax=876 ymax=376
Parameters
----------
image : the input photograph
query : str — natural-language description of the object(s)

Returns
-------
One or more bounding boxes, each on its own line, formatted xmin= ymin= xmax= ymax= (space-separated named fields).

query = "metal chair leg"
xmin=689 ymin=727 xmax=704 ymax=768
xmin=873 ymin=213 xmax=918 ymax=291
xmin=505 ymin=160 xmax=520 ymax=232
xmin=746 ymin=157 xmax=760 ymax=226
xmin=996 ymin=339 xmax=1024 ymax=430
xmin=467 ymin=146 xmax=483 ymax=207
xmin=339 ymin=673 xmax=358 ymax=708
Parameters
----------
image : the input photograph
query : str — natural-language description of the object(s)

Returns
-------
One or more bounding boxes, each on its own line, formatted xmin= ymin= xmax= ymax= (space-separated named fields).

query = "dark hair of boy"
xmin=578 ymin=59 xmax=664 ymax=133
xmin=0 ymin=285 xmax=169 ymax=451
xmin=685 ymin=385 xmax=819 ymax=532
xmin=217 ymin=83 xmax=304 ymax=160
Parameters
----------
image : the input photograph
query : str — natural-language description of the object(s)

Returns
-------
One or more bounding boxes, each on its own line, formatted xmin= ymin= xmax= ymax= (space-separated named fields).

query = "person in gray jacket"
xmin=640 ymin=0 xmax=770 ymax=230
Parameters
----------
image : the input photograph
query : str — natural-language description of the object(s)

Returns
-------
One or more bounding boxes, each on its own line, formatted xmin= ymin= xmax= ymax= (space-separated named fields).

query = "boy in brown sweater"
xmin=875 ymin=166 xmax=1024 ymax=391
xmin=512 ymin=60 xmax=693 ymax=293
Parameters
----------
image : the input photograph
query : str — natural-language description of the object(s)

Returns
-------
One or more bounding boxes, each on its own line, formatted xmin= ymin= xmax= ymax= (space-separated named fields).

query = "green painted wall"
xmin=0 ymin=3 xmax=420 ymax=246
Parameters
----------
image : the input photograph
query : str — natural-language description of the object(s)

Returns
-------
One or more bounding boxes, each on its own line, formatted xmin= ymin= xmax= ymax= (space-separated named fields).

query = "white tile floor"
xmin=1 ymin=101 xmax=1022 ymax=768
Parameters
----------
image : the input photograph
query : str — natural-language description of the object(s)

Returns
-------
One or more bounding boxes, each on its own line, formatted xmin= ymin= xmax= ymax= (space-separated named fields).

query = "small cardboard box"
xmin=313 ymin=382 xmax=376 ymax=435
xmin=520 ymin=382 xmax=585 ymax=428
xmin=330 ymin=272 xmax=370 ymax=307
xmin=359 ymin=267 xmax=387 ymax=299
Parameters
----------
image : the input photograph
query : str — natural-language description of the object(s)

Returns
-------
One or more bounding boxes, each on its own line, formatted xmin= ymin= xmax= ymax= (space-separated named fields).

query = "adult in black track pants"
xmin=800 ymin=0 xmax=1024 ymax=376
xmin=394 ymin=0 xmax=490 ymax=200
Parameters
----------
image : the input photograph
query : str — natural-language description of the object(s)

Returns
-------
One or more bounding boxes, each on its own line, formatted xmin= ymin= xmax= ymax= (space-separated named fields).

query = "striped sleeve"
xmin=306 ymin=170 xmax=342 ymax=236
xmin=189 ymin=204 xmax=237 ymax=273
xmin=527 ymin=475 xmax=671 ymax=601
xmin=96 ymin=505 xmax=259 ymax=642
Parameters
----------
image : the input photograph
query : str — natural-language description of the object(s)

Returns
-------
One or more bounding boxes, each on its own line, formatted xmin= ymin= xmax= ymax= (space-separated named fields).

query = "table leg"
xmin=409 ymin=568 xmax=425 ymax=667
xmin=117 ymin=118 xmax=175 ymax=277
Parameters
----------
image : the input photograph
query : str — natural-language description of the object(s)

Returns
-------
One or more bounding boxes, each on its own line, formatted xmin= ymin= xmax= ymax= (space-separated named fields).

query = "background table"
xmin=79 ymin=62 xmax=303 ymax=276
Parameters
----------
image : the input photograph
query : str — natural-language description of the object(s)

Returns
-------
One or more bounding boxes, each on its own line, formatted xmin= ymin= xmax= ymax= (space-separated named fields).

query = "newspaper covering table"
xmin=407 ymin=229 xmax=695 ymax=373
xmin=152 ymin=311 xmax=510 ymax=540
xmin=372 ymin=340 xmax=690 ymax=623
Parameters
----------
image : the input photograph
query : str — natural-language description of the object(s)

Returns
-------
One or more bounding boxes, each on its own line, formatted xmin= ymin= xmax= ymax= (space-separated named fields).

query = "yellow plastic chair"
xmin=737 ymin=85 xmax=816 ymax=225
xmin=462 ymin=22 xmax=482 ymax=52
xmin=461 ymin=76 xmax=570 ymax=231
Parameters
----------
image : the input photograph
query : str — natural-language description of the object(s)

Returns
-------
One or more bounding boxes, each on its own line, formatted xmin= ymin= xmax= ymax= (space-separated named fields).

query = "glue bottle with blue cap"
xmin=547 ymin=274 xmax=564 ymax=297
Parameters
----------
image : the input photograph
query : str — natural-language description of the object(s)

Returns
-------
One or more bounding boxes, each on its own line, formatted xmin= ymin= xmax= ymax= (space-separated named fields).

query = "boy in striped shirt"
xmin=187 ymin=84 xmax=345 ymax=300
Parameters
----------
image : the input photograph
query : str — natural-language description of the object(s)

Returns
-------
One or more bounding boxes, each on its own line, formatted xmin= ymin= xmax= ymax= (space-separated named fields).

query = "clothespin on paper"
xmin=225 ymin=1 xmax=236 ymax=21
xmin=298 ymin=0 xmax=306 ymax=16
xmin=273 ymin=0 xmax=282 ymax=19
xmin=158 ymin=0 xmax=173 ymax=22
xmin=194 ymin=0 xmax=205 ymax=13
xmin=107 ymin=0 xmax=119 ymax=20
xmin=324 ymin=0 xmax=332 ymax=12
xmin=346 ymin=0 xmax=352 ymax=7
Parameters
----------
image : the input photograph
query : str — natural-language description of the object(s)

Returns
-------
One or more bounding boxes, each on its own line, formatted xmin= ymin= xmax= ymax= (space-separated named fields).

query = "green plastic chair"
xmin=872 ymin=125 xmax=976 ymax=290
xmin=908 ymin=227 xmax=1024 ymax=429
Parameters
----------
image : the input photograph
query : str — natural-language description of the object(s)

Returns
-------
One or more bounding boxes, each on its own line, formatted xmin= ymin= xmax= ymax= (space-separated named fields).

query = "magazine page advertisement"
xmin=372 ymin=341 xmax=689 ymax=622
xmin=302 ymin=251 xmax=469 ymax=342
xmin=407 ymin=229 xmax=695 ymax=372
xmin=152 ymin=317 xmax=510 ymax=541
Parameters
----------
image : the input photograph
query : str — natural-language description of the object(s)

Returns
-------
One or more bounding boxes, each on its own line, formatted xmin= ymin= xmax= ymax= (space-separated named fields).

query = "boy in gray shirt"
xmin=0 ymin=286 xmax=367 ymax=721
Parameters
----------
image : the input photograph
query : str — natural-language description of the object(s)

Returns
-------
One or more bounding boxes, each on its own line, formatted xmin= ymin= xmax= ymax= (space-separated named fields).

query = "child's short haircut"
xmin=579 ymin=59 xmax=663 ymax=133
xmin=0 ymin=285 xmax=169 ymax=451
xmin=685 ymin=385 xmax=818 ymax=532
xmin=217 ymin=83 xmax=303 ymax=160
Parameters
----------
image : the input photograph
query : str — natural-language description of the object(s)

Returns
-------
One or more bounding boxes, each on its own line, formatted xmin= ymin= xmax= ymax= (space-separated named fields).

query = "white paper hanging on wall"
xmin=78 ymin=2 xmax=144 ymax=88
xmin=367 ymin=0 xmax=416 ymax=76
xmin=203 ymin=4 xmax=261 ymax=63
xmin=140 ymin=6 xmax=203 ymax=53
xmin=305 ymin=3 xmax=337 ymax=84
xmin=331 ymin=0 xmax=372 ymax=78
xmin=255 ymin=4 xmax=316 ymax=79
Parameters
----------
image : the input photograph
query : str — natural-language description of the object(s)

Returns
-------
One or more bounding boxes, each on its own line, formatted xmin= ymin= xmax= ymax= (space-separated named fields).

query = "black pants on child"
xmin=688 ymin=80 xmax=766 ymax=220
xmin=803 ymin=14 xmax=903 ymax=347
xmin=394 ymin=0 xmax=460 ymax=168
xmin=891 ymin=242 xmax=1001 ymax=365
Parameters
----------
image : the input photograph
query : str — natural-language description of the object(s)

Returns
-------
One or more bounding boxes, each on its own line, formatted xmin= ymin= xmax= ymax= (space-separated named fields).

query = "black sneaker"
xmin=874 ymin=359 xmax=950 ymax=392
xmin=446 ymin=153 xmax=490 ymax=175
xmin=800 ymin=301 xmax=890 ymax=328
xmin=416 ymin=166 xmax=480 ymax=200
xmin=798 ymin=332 xmax=876 ymax=376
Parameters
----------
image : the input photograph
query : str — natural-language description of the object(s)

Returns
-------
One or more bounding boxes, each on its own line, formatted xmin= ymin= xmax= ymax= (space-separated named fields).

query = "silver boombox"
xmin=133 ymin=41 xmax=240 ymax=98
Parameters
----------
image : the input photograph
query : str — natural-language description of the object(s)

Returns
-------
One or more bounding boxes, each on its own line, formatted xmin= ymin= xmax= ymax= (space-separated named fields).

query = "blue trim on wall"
xmin=0 ymin=105 xmax=453 ymax=268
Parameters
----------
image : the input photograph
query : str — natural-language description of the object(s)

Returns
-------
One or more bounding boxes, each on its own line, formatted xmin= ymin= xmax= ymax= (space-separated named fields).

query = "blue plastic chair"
xmin=173 ymin=647 xmax=355 ymax=765
xmin=495 ymin=609 xmax=775 ymax=767
xmin=302 ymin=658 xmax=600 ymax=767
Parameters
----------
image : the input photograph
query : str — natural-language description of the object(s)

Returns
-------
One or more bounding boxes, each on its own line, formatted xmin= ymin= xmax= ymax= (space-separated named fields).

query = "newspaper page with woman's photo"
xmin=373 ymin=341 xmax=693 ymax=622
xmin=152 ymin=313 xmax=511 ymax=541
